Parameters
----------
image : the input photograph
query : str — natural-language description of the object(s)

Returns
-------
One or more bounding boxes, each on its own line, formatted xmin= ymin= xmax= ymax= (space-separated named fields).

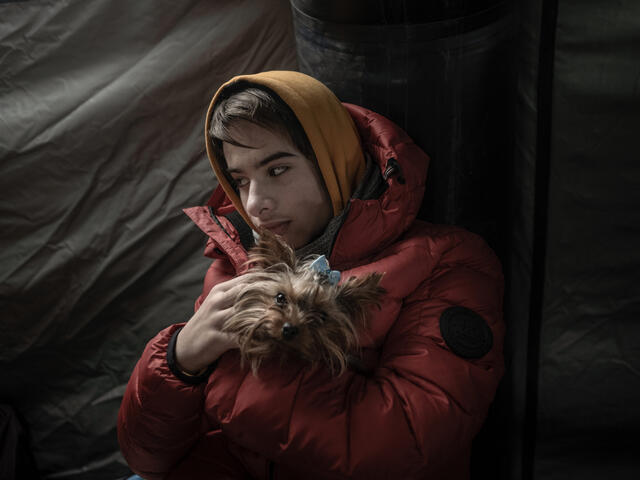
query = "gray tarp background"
xmin=0 ymin=1 xmax=297 ymax=478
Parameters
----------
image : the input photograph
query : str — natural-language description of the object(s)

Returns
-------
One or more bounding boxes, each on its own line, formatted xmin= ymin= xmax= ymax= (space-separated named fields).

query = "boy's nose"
xmin=245 ymin=182 xmax=275 ymax=218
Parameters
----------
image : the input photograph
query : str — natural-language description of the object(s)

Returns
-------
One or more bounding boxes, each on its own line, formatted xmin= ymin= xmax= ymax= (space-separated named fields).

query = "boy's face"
xmin=223 ymin=121 xmax=333 ymax=249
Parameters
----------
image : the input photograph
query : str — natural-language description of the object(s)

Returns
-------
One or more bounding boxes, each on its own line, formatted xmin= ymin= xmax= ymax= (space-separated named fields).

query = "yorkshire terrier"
xmin=223 ymin=231 xmax=384 ymax=376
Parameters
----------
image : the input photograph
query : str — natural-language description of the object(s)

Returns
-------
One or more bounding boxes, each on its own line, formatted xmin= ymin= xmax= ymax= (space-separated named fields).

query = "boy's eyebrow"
xmin=227 ymin=151 xmax=296 ymax=174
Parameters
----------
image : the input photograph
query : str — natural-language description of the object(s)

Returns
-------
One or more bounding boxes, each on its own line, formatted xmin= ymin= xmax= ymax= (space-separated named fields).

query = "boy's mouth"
xmin=261 ymin=221 xmax=290 ymax=236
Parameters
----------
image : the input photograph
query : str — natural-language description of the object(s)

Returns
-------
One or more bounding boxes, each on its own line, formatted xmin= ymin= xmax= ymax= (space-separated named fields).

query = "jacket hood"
xmin=205 ymin=71 xmax=366 ymax=229
xmin=329 ymin=103 xmax=429 ymax=268
xmin=187 ymin=102 xmax=430 ymax=271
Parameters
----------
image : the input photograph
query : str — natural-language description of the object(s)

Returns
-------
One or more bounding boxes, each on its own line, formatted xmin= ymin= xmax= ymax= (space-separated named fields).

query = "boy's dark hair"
xmin=208 ymin=82 xmax=316 ymax=172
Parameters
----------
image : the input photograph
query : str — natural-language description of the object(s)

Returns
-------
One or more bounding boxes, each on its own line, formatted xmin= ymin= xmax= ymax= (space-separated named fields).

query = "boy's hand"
xmin=174 ymin=276 xmax=247 ymax=374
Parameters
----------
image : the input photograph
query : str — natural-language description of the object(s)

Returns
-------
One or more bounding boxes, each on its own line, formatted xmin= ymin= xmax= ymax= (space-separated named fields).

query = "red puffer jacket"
xmin=118 ymin=104 xmax=505 ymax=480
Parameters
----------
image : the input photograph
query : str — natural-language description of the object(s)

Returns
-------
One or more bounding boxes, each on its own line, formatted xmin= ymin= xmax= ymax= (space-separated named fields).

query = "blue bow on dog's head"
xmin=310 ymin=255 xmax=341 ymax=285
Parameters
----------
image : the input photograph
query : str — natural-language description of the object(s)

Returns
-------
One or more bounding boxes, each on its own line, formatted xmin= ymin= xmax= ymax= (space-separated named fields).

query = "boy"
xmin=118 ymin=71 xmax=504 ymax=479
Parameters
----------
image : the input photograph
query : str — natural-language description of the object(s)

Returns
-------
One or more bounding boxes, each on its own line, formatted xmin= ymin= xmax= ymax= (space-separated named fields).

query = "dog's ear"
xmin=335 ymin=272 xmax=385 ymax=324
xmin=248 ymin=229 xmax=297 ymax=270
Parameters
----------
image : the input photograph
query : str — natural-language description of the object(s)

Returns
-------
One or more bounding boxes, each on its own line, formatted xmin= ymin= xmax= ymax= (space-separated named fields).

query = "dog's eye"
xmin=275 ymin=292 xmax=287 ymax=306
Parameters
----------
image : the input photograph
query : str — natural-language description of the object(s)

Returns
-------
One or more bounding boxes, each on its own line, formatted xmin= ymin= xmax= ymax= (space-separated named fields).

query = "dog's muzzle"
xmin=282 ymin=322 xmax=299 ymax=340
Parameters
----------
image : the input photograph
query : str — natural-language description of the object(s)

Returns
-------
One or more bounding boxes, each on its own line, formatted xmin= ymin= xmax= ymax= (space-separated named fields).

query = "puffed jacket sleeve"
xmin=117 ymin=323 xmax=206 ymax=479
xmin=206 ymin=229 xmax=505 ymax=479
xmin=117 ymin=259 xmax=242 ymax=479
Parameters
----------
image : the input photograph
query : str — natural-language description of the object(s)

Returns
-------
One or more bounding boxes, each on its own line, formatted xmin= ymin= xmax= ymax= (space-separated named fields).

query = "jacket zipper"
xmin=383 ymin=157 xmax=406 ymax=184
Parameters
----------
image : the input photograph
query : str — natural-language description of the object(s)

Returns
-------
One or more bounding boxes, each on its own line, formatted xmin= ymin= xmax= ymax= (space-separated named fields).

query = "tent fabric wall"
xmin=0 ymin=1 xmax=297 ymax=478
xmin=533 ymin=0 xmax=640 ymax=477
xmin=502 ymin=1 xmax=545 ymax=478
xmin=506 ymin=1 xmax=640 ymax=478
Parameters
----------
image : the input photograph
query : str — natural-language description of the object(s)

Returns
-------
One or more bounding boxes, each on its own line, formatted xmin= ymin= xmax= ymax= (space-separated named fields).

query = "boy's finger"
xmin=215 ymin=282 xmax=249 ymax=309
xmin=215 ymin=274 xmax=251 ymax=293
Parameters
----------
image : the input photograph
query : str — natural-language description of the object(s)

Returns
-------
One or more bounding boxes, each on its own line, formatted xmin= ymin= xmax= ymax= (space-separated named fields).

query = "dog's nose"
xmin=282 ymin=322 xmax=299 ymax=340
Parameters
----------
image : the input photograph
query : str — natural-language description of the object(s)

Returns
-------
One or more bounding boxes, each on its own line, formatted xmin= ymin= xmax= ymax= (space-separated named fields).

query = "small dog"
xmin=223 ymin=231 xmax=384 ymax=376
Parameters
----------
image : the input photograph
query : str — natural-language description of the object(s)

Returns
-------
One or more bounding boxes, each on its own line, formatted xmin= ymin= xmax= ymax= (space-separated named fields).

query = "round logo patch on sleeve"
xmin=439 ymin=306 xmax=493 ymax=358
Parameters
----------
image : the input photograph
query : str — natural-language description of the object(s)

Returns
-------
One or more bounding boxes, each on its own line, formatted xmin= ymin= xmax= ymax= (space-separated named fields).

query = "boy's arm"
xmin=117 ymin=259 xmax=239 ymax=479
xmin=117 ymin=323 xmax=206 ymax=479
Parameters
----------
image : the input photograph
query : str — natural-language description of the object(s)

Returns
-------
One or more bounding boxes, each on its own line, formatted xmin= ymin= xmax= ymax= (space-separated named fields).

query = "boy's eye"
xmin=233 ymin=177 xmax=249 ymax=188
xmin=269 ymin=166 xmax=288 ymax=177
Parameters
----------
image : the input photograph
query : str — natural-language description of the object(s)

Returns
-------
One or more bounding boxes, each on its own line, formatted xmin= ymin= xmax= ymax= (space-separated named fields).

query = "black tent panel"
xmin=290 ymin=0 xmax=513 ymax=255
xmin=534 ymin=1 xmax=640 ymax=478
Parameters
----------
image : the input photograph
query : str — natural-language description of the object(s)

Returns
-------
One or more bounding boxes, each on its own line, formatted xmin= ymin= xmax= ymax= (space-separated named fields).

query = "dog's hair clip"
xmin=309 ymin=255 xmax=341 ymax=285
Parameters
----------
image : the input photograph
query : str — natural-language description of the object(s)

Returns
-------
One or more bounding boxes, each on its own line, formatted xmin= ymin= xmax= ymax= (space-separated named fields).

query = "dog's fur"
xmin=223 ymin=231 xmax=384 ymax=376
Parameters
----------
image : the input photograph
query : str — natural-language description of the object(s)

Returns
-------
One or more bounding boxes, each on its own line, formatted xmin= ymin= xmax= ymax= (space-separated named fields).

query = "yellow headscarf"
xmin=205 ymin=71 xmax=366 ymax=229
